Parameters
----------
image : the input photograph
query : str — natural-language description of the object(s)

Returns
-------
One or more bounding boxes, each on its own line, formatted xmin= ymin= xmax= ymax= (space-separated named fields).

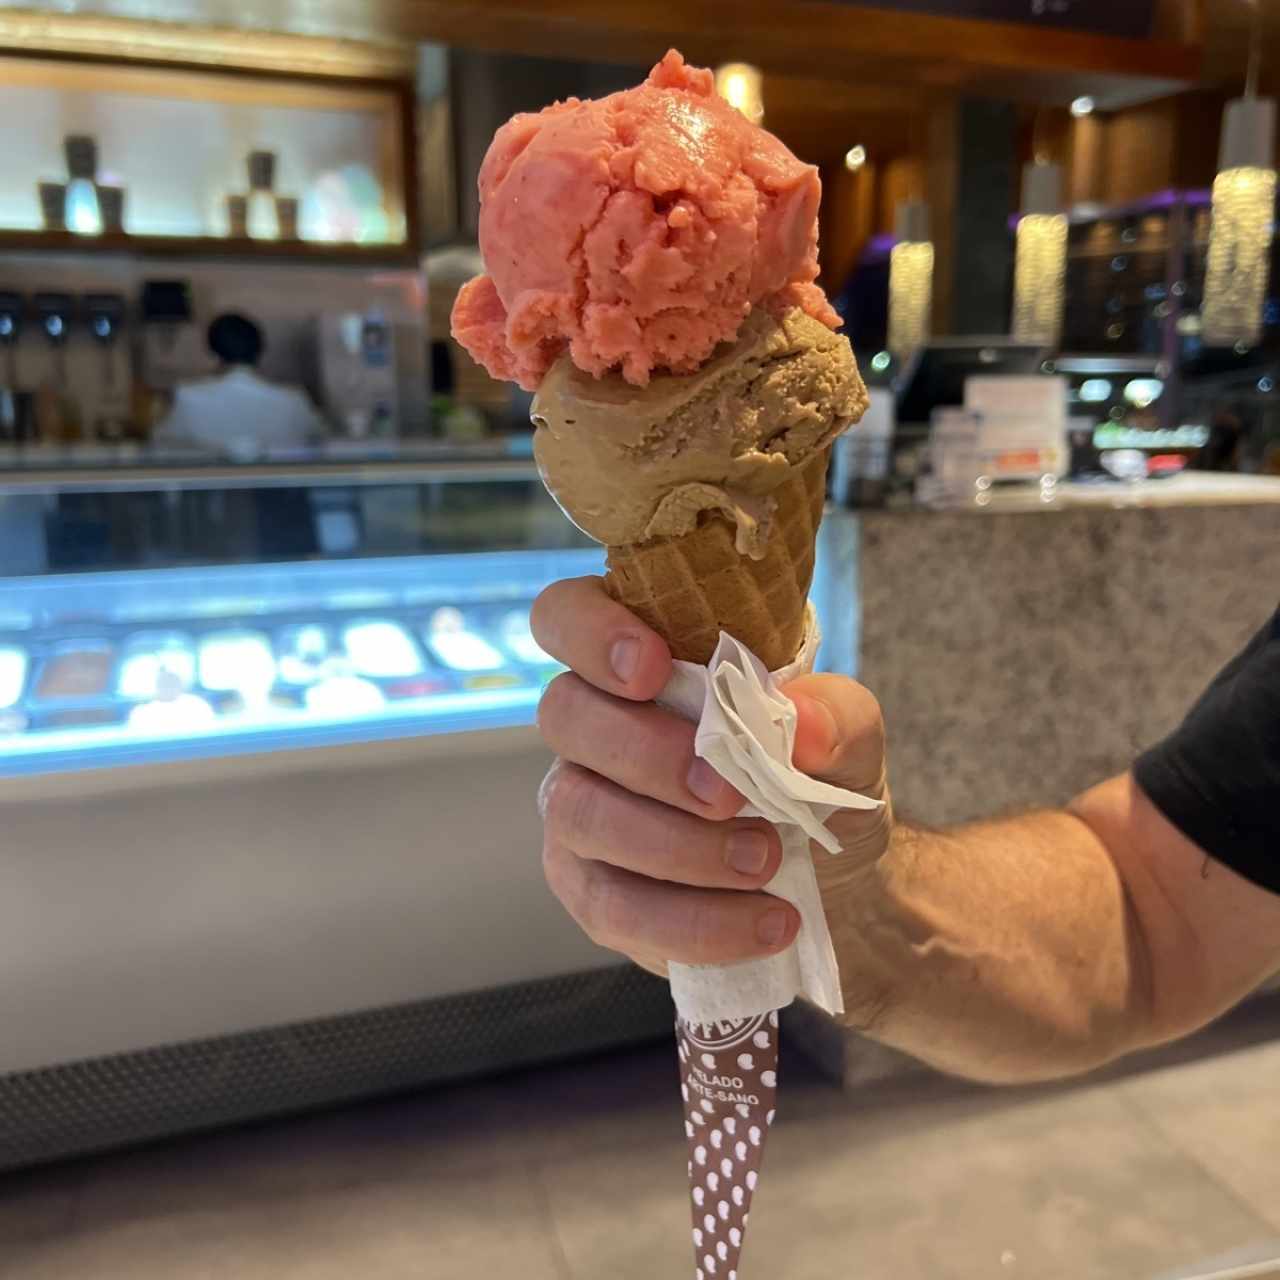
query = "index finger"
xmin=531 ymin=576 xmax=672 ymax=701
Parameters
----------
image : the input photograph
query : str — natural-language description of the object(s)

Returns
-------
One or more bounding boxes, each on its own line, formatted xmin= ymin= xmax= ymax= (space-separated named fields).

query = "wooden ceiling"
xmin=3 ymin=0 xmax=1202 ymax=105
xmin=1204 ymin=0 xmax=1280 ymax=94
xmin=15 ymin=0 xmax=1280 ymax=175
xmin=761 ymin=74 xmax=928 ymax=168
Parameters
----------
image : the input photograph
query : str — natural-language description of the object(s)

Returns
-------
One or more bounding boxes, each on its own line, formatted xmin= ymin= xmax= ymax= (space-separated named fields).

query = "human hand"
xmin=531 ymin=577 xmax=892 ymax=978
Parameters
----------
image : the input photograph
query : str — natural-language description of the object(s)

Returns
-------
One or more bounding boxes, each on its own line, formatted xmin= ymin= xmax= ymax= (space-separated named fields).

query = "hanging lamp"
xmin=1202 ymin=3 xmax=1277 ymax=348
xmin=888 ymin=200 xmax=933 ymax=360
xmin=1011 ymin=160 xmax=1068 ymax=347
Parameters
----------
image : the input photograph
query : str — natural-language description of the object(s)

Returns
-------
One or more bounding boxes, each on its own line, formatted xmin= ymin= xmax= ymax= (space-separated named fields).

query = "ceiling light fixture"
xmin=888 ymin=200 xmax=933 ymax=360
xmin=1202 ymin=2 xmax=1276 ymax=349
xmin=1011 ymin=161 xmax=1068 ymax=348
xmin=714 ymin=63 xmax=764 ymax=125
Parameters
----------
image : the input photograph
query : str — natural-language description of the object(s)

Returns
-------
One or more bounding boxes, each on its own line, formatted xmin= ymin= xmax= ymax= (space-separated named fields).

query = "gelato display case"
xmin=0 ymin=444 xmax=856 ymax=780
xmin=0 ymin=447 xmax=603 ymax=776
xmin=0 ymin=452 xmax=856 ymax=1172
xmin=0 ymin=548 xmax=601 ymax=777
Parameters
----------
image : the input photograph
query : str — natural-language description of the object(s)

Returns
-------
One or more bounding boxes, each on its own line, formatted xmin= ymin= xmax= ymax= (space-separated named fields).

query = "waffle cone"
xmin=605 ymin=449 xmax=829 ymax=672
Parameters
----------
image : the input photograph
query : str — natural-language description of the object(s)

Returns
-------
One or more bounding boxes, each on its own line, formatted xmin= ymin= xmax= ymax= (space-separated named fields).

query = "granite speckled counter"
xmin=856 ymin=495 xmax=1280 ymax=827
xmin=795 ymin=487 xmax=1280 ymax=1086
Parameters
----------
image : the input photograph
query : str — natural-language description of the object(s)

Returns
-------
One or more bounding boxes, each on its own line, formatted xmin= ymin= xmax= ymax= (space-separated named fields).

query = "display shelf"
xmin=0 ymin=228 xmax=417 ymax=266
xmin=0 ymin=454 xmax=538 ymax=494
xmin=0 ymin=548 xmax=606 ymax=777
xmin=0 ymin=54 xmax=418 ymax=253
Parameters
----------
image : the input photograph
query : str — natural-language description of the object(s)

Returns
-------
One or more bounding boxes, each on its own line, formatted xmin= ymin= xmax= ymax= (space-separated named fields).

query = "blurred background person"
xmin=155 ymin=311 xmax=325 ymax=458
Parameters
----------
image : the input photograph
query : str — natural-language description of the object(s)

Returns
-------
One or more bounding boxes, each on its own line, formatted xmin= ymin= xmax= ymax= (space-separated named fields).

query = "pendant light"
xmin=1011 ymin=160 xmax=1068 ymax=347
xmin=714 ymin=63 xmax=764 ymax=125
xmin=1202 ymin=3 xmax=1277 ymax=348
xmin=888 ymin=200 xmax=933 ymax=360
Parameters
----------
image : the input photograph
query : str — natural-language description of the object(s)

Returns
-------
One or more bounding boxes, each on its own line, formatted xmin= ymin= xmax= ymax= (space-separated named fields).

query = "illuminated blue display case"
xmin=0 ymin=446 xmax=854 ymax=777
xmin=0 ymin=447 xmax=858 ymax=1172
xmin=0 ymin=548 xmax=605 ymax=776
xmin=0 ymin=448 xmax=606 ymax=776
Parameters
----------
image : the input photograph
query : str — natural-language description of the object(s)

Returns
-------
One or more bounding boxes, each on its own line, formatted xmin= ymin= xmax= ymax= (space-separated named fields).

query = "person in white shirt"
xmin=155 ymin=312 xmax=325 ymax=458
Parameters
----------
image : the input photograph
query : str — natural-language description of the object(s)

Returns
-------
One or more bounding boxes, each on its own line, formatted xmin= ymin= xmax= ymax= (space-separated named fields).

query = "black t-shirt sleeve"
xmin=1134 ymin=607 xmax=1280 ymax=896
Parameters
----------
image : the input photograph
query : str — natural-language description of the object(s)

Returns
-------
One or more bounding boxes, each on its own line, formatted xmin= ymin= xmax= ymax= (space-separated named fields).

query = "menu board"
xmin=844 ymin=0 xmax=1155 ymax=38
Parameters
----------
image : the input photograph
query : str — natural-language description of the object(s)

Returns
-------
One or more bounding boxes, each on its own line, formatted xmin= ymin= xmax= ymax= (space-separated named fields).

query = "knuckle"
xmin=541 ymin=838 xmax=572 ymax=903
xmin=543 ymin=842 xmax=600 ymax=945
xmin=852 ymin=680 xmax=882 ymax=720
xmin=684 ymin=897 xmax=732 ymax=964
xmin=852 ymin=684 xmax=887 ymax=747
xmin=528 ymin=585 xmax=562 ymax=652
xmin=652 ymin=814 xmax=692 ymax=877
xmin=704 ymin=789 xmax=744 ymax=824
xmin=587 ymin=867 xmax=630 ymax=944
xmin=861 ymin=696 xmax=887 ymax=748
xmin=835 ymin=794 xmax=893 ymax=840
xmin=544 ymin=763 xmax=601 ymax=845
xmin=536 ymin=671 xmax=581 ymax=742
xmin=536 ymin=759 xmax=562 ymax=821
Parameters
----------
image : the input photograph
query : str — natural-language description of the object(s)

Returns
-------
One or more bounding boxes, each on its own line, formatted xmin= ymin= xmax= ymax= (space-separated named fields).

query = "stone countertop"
xmin=852 ymin=500 xmax=1280 ymax=828
xmin=1055 ymin=473 xmax=1280 ymax=508
xmin=984 ymin=473 xmax=1280 ymax=512
xmin=877 ymin=472 xmax=1280 ymax=517
xmin=804 ymin=494 xmax=1280 ymax=1087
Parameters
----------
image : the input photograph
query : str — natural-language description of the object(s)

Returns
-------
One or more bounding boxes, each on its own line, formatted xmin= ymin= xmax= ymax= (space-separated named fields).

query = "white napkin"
xmin=659 ymin=606 xmax=882 ymax=1026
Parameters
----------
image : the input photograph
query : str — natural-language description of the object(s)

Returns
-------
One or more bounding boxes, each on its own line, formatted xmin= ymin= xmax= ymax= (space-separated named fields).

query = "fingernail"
xmin=726 ymin=830 xmax=770 ymax=876
xmin=756 ymin=909 xmax=791 ymax=948
xmin=610 ymin=636 xmax=640 ymax=683
xmin=687 ymin=757 xmax=731 ymax=807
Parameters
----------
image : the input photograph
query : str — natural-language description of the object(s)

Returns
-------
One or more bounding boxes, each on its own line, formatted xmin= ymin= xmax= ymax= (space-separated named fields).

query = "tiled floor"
xmin=3 ymin=998 xmax=1280 ymax=1280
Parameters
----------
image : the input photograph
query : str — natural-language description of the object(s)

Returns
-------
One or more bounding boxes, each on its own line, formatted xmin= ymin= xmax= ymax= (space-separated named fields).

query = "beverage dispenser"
xmin=314 ymin=310 xmax=399 ymax=438
xmin=0 ymin=292 xmax=32 ymax=443
xmin=83 ymin=293 xmax=132 ymax=441
xmin=32 ymin=292 xmax=76 ymax=442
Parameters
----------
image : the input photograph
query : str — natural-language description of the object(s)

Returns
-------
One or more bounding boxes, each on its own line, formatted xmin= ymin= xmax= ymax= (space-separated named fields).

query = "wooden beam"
xmin=389 ymin=0 xmax=1201 ymax=94
xmin=0 ymin=9 xmax=413 ymax=78
xmin=0 ymin=0 xmax=1205 ymax=103
xmin=926 ymin=98 xmax=959 ymax=337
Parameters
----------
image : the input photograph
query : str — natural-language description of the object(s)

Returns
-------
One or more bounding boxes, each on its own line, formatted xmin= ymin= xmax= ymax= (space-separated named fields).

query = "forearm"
xmin=818 ymin=809 xmax=1155 ymax=1084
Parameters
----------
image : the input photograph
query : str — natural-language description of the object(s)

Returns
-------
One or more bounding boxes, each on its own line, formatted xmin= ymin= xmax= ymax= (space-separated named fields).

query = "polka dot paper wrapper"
xmin=678 ymin=1012 xmax=778 ymax=1279
xmin=657 ymin=617 xmax=881 ymax=1276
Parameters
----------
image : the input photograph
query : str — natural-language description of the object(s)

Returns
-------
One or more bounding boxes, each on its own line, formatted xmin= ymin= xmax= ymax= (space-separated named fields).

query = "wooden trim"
xmin=1153 ymin=0 xmax=1206 ymax=46
xmin=926 ymin=99 xmax=960 ymax=338
xmin=0 ymin=51 xmax=422 ymax=256
xmin=0 ymin=52 xmax=404 ymax=112
xmin=396 ymin=81 xmax=425 ymax=267
xmin=0 ymin=10 xmax=413 ymax=80
xmin=389 ymin=0 xmax=1202 ymax=85
xmin=0 ymin=229 xmax=418 ymax=267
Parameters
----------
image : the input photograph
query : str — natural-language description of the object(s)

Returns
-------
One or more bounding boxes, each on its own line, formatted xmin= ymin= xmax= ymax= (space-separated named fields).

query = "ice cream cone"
xmin=605 ymin=447 xmax=829 ymax=672
xmin=451 ymin=51 xmax=872 ymax=1280
xmin=531 ymin=306 xmax=865 ymax=675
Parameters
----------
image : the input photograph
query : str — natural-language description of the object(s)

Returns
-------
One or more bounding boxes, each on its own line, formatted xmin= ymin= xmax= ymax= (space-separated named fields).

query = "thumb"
xmin=782 ymin=674 xmax=886 ymax=798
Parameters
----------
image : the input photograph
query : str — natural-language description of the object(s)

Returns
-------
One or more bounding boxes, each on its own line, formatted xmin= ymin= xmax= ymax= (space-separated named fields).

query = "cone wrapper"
xmin=677 ymin=1011 xmax=778 ymax=1280
xmin=659 ymin=606 xmax=882 ymax=1024
xmin=660 ymin=609 xmax=882 ymax=1277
